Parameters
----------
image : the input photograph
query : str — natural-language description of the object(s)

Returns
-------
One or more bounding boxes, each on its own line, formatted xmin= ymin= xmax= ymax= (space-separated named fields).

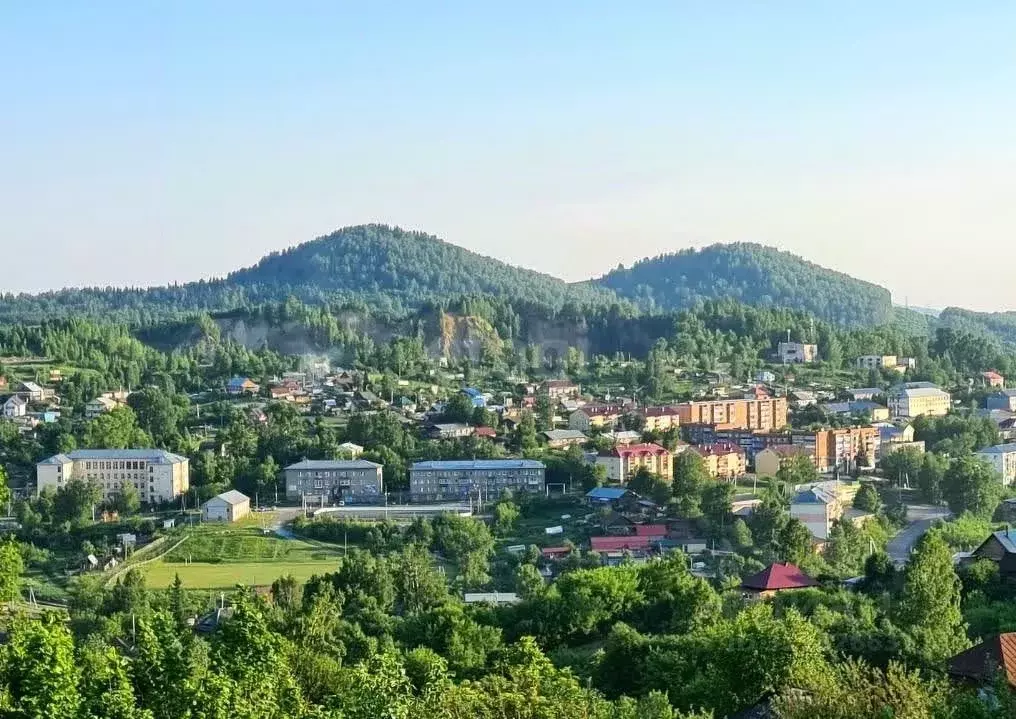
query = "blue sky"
xmin=3 ymin=3 xmax=1015 ymax=310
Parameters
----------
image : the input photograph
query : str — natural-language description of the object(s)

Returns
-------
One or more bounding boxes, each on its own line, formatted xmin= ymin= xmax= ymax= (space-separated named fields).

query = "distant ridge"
xmin=593 ymin=242 xmax=893 ymax=327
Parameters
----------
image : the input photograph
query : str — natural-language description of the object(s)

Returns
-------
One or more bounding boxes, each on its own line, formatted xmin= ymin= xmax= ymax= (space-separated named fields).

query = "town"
xmin=1 ymin=304 xmax=1016 ymax=715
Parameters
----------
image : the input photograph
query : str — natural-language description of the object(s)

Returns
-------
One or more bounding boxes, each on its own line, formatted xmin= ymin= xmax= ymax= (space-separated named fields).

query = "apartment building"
xmin=792 ymin=427 xmax=879 ymax=473
xmin=283 ymin=459 xmax=384 ymax=503
xmin=568 ymin=404 xmax=624 ymax=432
xmin=754 ymin=445 xmax=815 ymax=477
xmin=888 ymin=382 xmax=951 ymax=418
xmin=676 ymin=397 xmax=788 ymax=432
xmin=596 ymin=443 xmax=673 ymax=483
xmin=987 ymin=390 xmax=1016 ymax=412
xmin=691 ymin=443 xmax=746 ymax=480
xmin=975 ymin=444 xmax=1016 ymax=486
xmin=778 ymin=342 xmax=818 ymax=364
xmin=36 ymin=449 xmax=189 ymax=504
xmin=541 ymin=379 xmax=580 ymax=399
xmin=409 ymin=459 xmax=546 ymax=502
xmin=856 ymin=355 xmax=916 ymax=373
xmin=640 ymin=405 xmax=681 ymax=432
xmin=790 ymin=486 xmax=842 ymax=541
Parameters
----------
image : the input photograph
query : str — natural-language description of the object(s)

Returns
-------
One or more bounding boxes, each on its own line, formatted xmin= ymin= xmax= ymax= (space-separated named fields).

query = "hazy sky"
xmin=3 ymin=3 xmax=1016 ymax=310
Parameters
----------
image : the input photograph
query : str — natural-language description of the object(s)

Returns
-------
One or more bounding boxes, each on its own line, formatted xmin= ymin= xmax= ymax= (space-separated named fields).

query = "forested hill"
xmin=224 ymin=224 xmax=623 ymax=311
xmin=0 ymin=225 xmax=628 ymax=323
xmin=938 ymin=307 xmax=1016 ymax=345
xmin=594 ymin=242 xmax=894 ymax=326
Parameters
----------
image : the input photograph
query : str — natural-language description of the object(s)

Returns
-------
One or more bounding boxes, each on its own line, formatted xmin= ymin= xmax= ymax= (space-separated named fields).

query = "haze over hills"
xmin=0 ymin=223 xmax=1006 ymax=343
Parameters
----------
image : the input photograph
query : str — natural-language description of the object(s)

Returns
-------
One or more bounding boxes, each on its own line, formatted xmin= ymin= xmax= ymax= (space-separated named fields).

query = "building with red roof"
xmin=641 ymin=405 xmax=682 ymax=431
xmin=948 ymin=633 xmax=1016 ymax=687
xmin=589 ymin=535 xmax=655 ymax=553
xmin=982 ymin=371 xmax=1006 ymax=389
xmin=595 ymin=443 xmax=673 ymax=483
xmin=691 ymin=442 xmax=746 ymax=480
xmin=741 ymin=562 xmax=819 ymax=598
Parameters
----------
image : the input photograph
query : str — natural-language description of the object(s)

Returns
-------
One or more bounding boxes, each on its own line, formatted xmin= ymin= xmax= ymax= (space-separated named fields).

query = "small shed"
xmin=202 ymin=490 xmax=251 ymax=523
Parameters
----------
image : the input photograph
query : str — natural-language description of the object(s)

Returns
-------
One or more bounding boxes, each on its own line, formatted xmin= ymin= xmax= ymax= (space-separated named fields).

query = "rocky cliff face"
xmin=136 ymin=309 xmax=669 ymax=361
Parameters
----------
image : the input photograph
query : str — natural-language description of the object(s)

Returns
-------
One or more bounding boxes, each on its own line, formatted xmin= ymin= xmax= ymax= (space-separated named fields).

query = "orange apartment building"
xmin=595 ymin=443 xmax=673 ymax=483
xmin=788 ymin=426 xmax=879 ymax=474
xmin=676 ymin=398 xmax=788 ymax=432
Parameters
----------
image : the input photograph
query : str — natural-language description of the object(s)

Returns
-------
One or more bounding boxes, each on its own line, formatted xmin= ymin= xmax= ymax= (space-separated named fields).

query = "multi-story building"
xmin=790 ymin=486 xmax=842 ymax=541
xmin=987 ymin=390 xmax=1016 ymax=412
xmin=542 ymin=379 xmax=580 ymax=399
xmin=754 ymin=445 xmax=815 ymax=477
xmin=888 ymin=382 xmax=951 ymax=418
xmin=226 ymin=376 xmax=260 ymax=395
xmin=596 ymin=443 xmax=673 ymax=483
xmin=976 ymin=444 xmax=1016 ymax=486
xmin=568 ymin=405 xmax=624 ymax=432
xmin=36 ymin=449 xmax=189 ymax=504
xmin=856 ymin=355 xmax=916 ymax=373
xmin=797 ymin=427 xmax=879 ymax=473
xmin=640 ymin=406 xmax=681 ymax=432
xmin=409 ymin=459 xmax=546 ymax=502
xmin=820 ymin=400 xmax=890 ymax=422
xmin=676 ymin=398 xmax=788 ymax=432
xmin=778 ymin=342 xmax=818 ymax=364
xmin=691 ymin=443 xmax=746 ymax=480
xmin=283 ymin=459 xmax=384 ymax=503
xmin=682 ymin=424 xmax=791 ymax=463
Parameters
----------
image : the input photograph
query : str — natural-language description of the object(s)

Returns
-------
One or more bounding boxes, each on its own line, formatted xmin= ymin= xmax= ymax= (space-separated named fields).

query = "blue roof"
xmin=978 ymin=443 xmax=1016 ymax=455
xmin=411 ymin=459 xmax=545 ymax=470
xmin=461 ymin=387 xmax=483 ymax=397
xmin=792 ymin=489 xmax=834 ymax=505
xmin=585 ymin=487 xmax=629 ymax=500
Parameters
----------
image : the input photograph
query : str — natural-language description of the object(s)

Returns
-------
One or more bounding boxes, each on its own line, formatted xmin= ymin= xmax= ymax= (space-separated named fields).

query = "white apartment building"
xmin=976 ymin=443 xmax=1016 ymax=486
xmin=887 ymin=382 xmax=951 ymax=418
xmin=37 ymin=449 xmax=189 ymax=504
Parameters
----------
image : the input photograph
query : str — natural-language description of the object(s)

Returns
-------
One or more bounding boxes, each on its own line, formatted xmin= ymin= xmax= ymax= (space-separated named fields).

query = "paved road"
xmin=887 ymin=504 xmax=951 ymax=565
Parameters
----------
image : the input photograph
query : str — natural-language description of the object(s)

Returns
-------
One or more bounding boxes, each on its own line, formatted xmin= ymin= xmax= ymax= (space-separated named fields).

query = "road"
xmin=886 ymin=504 xmax=951 ymax=565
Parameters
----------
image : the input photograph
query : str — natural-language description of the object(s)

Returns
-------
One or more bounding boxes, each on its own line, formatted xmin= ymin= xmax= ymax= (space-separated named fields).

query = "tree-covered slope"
xmin=224 ymin=224 xmax=623 ymax=311
xmin=0 ymin=225 xmax=627 ymax=323
xmin=594 ymin=242 xmax=893 ymax=326
xmin=938 ymin=307 xmax=1016 ymax=346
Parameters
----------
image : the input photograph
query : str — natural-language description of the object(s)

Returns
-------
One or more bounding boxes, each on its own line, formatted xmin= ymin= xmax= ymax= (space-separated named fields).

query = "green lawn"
xmin=143 ymin=522 xmax=346 ymax=589
xmin=142 ymin=559 xmax=340 ymax=590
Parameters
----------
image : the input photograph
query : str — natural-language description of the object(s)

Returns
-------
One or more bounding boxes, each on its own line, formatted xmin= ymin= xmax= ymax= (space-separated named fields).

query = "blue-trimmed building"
xmin=461 ymin=388 xmax=487 ymax=408
xmin=409 ymin=459 xmax=545 ymax=502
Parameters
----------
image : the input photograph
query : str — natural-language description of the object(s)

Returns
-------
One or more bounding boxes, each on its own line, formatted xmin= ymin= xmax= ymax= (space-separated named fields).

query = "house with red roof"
xmin=595 ymin=443 xmax=673 ymax=483
xmin=982 ymin=371 xmax=1006 ymax=389
xmin=741 ymin=562 xmax=818 ymax=599
xmin=589 ymin=535 xmax=655 ymax=553
xmin=634 ymin=524 xmax=668 ymax=537
xmin=948 ymin=633 xmax=1016 ymax=687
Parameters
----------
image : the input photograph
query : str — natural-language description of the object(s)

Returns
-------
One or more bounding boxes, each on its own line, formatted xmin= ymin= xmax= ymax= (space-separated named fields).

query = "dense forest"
xmin=595 ymin=242 xmax=894 ymax=327
xmin=938 ymin=307 xmax=1016 ymax=346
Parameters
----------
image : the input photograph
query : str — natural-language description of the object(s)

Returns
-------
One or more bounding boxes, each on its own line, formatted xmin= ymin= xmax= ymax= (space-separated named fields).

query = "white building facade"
xmin=36 ymin=449 xmax=189 ymax=504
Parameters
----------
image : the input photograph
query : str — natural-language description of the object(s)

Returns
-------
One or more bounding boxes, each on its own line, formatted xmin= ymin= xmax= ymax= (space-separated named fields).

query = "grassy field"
xmin=141 ymin=522 xmax=346 ymax=589
xmin=142 ymin=558 xmax=340 ymax=590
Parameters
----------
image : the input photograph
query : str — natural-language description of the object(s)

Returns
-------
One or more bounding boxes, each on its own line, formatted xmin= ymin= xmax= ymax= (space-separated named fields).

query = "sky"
xmin=3 ymin=2 xmax=1016 ymax=311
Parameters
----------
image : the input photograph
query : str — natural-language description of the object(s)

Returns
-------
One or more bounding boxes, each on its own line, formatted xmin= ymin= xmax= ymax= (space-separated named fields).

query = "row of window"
xmin=414 ymin=470 xmax=543 ymax=479
xmin=293 ymin=470 xmax=370 ymax=479
xmin=83 ymin=460 xmax=152 ymax=471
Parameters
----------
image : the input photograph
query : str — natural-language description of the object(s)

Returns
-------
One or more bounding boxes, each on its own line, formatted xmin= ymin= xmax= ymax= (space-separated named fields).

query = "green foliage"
xmin=895 ymin=532 xmax=968 ymax=666
xmin=599 ymin=242 xmax=892 ymax=326
xmin=672 ymin=452 xmax=709 ymax=516
xmin=942 ymin=454 xmax=1004 ymax=519
xmin=0 ymin=539 xmax=24 ymax=603
xmin=852 ymin=484 xmax=882 ymax=513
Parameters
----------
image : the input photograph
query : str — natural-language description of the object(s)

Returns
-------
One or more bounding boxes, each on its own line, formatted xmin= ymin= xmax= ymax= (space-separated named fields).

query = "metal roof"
xmin=39 ymin=449 xmax=187 ymax=465
xmin=585 ymin=487 xmax=630 ymax=500
xmin=411 ymin=459 xmax=545 ymax=470
xmin=208 ymin=490 xmax=249 ymax=506
xmin=284 ymin=459 xmax=381 ymax=470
